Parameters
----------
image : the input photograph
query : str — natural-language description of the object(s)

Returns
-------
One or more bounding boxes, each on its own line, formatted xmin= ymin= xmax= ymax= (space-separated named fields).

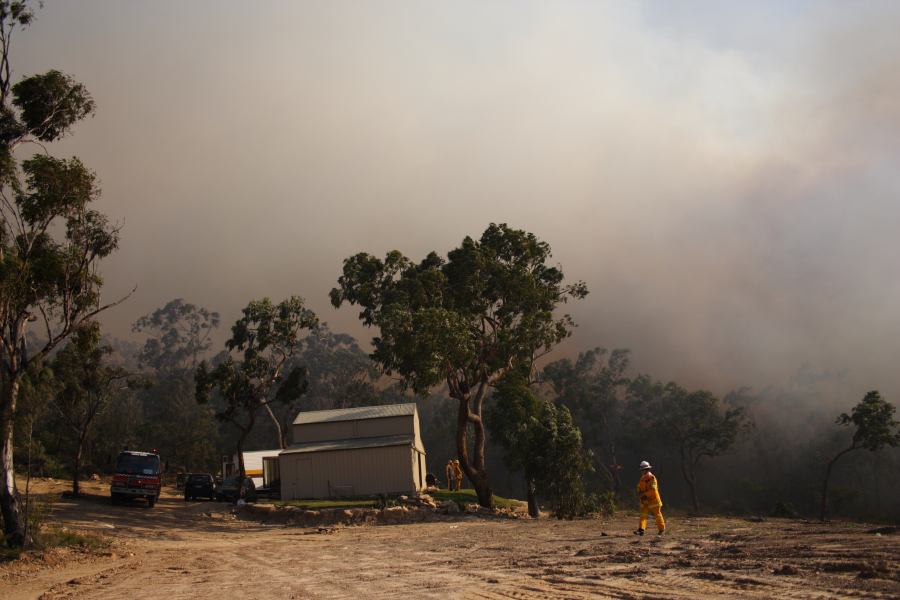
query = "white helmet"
xmin=639 ymin=461 xmax=652 ymax=470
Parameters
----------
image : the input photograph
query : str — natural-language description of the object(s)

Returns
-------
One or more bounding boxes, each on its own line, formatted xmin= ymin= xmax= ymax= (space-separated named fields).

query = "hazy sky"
xmin=15 ymin=1 xmax=900 ymax=397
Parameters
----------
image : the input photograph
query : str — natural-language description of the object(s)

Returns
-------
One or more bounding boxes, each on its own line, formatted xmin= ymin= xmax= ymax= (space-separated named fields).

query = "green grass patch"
xmin=272 ymin=498 xmax=379 ymax=510
xmin=37 ymin=526 xmax=109 ymax=551
xmin=430 ymin=489 xmax=522 ymax=509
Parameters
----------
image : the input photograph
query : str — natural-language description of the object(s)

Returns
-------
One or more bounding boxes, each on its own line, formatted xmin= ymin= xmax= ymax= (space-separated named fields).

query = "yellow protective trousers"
xmin=639 ymin=504 xmax=665 ymax=533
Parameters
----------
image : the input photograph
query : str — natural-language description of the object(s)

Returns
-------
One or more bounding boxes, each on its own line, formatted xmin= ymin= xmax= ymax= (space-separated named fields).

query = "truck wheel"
xmin=148 ymin=496 xmax=156 ymax=508
xmin=110 ymin=494 xmax=118 ymax=505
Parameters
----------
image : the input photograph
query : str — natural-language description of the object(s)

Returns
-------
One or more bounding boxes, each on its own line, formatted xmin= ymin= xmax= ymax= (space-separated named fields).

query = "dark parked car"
xmin=217 ymin=476 xmax=256 ymax=503
xmin=184 ymin=473 xmax=216 ymax=501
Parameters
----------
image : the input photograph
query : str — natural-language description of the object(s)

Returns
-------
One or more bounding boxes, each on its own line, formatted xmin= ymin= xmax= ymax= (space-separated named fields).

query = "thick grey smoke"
xmin=14 ymin=1 xmax=900 ymax=400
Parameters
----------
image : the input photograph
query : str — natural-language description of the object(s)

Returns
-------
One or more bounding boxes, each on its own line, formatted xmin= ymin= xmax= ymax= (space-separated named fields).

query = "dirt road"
xmin=2 ymin=480 xmax=898 ymax=599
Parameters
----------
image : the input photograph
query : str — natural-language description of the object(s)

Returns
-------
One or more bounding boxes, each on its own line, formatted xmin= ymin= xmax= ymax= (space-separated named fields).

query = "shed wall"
xmin=412 ymin=409 xmax=424 ymax=452
xmin=411 ymin=448 xmax=427 ymax=490
xmin=280 ymin=445 xmax=417 ymax=500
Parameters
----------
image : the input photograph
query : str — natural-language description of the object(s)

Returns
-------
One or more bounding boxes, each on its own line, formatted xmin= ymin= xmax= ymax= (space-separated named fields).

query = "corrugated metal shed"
xmin=292 ymin=403 xmax=416 ymax=425
xmin=279 ymin=402 xmax=427 ymax=500
xmin=281 ymin=445 xmax=421 ymax=499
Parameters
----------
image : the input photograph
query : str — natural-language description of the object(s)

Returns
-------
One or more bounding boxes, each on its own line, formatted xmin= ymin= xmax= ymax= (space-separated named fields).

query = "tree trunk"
xmin=820 ymin=447 xmax=853 ymax=522
xmin=0 ymin=375 xmax=25 ymax=547
xmin=525 ymin=471 xmax=538 ymax=518
xmin=23 ymin=418 xmax=33 ymax=544
xmin=72 ymin=440 xmax=84 ymax=497
xmin=234 ymin=423 xmax=251 ymax=504
xmin=679 ymin=446 xmax=699 ymax=513
xmin=600 ymin=415 xmax=621 ymax=496
xmin=608 ymin=442 xmax=621 ymax=497
xmin=599 ymin=460 xmax=621 ymax=498
xmin=455 ymin=395 xmax=493 ymax=508
xmin=688 ymin=477 xmax=699 ymax=513
xmin=262 ymin=402 xmax=286 ymax=449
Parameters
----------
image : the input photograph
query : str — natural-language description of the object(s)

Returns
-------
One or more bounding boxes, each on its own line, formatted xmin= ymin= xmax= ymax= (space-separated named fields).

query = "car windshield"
xmin=115 ymin=453 xmax=160 ymax=476
xmin=187 ymin=474 xmax=210 ymax=483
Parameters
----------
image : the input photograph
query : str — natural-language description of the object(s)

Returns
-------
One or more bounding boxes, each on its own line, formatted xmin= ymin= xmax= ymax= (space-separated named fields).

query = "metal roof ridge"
xmin=291 ymin=402 xmax=417 ymax=425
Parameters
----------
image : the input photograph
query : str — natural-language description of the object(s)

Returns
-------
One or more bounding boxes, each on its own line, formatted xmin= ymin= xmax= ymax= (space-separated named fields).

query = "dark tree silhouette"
xmin=820 ymin=391 xmax=900 ymax=521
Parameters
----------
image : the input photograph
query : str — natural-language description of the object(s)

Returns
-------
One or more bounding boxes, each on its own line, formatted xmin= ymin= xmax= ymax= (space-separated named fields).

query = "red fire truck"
xmin=110 ymin=450 xmax=162 ymax=507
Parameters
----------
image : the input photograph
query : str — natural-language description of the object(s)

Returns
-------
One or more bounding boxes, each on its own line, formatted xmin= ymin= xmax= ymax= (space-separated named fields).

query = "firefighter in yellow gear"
xmin=452 ymin=459 xmax=464 ymax=491
xmin=634 ymin=460 xmax=665 ymax=536
xmin=445 ymin=460 xmax=455 ymax=490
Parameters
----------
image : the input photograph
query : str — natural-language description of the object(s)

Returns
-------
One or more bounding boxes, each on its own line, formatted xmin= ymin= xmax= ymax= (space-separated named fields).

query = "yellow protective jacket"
xmin=452 ymin=462 xmax=464 ymax=479
xmin=445 ymin=463 xmax=454 ymax=483
xmin=637 ymin=472 xmax=662 ymax=508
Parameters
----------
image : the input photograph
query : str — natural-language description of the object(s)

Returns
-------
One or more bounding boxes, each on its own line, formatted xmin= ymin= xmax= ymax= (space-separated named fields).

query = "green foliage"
xmin=626 ymin=377 xmax=751 ymax=511
xmin=487 ymin=369 xmax=595 ymax=519
xmin=429 ymin=489 xmax=521 ymax=510
xmin=129 ymin=300 xmax=221 ymax=472
xmin=821 ymin=391 xmax=900 ymax=520
xmin=331 ymin=223 xmax=587 ymax=506
xmin=12 ymin=70 xmax=94 ymax=142
xmin=588 ymin=490 xmax=617 ymax=517
xmin=331 ymin=224 xmax=587 ymax=397
xmin=532 ymin=402 xmax=595 ymax=519
xmin=132 ymin=299 xmax=220 ymax=373
xmin=486 ymin=368 xmax=544 ymax=473
xmin=49 ymin=322 xmax=137 ymax=494
xmin=836 ymin=391 xmax=900 ymax=451
xmin=0 ymin=2 xmax=35 ymax=32
xmin=543 ymin=348 xmax=630 ymax=494
xmin=0 ymin=21 xmax=122 ymax=541
xmin=196 ymin=296 xmax=318 ymax=452
xmin=286 ymin=324 xmax=381 ymax=410
xmin=35 ymin=526 xmax=108 ymax=552
xmin=273 ymin=498 xmax=379 ymax=510
xmin=1 ymin=155 xmax=117 ymax=323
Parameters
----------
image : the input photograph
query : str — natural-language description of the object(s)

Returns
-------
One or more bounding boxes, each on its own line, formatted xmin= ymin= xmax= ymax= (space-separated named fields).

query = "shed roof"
xmin=292 ymin=403 xmax=416 ymax=425
xmin=279 ymin=434 xmax=414 ymax=455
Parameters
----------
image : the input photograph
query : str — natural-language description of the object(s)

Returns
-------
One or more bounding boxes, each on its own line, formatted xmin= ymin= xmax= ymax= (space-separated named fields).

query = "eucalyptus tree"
xmin=543 ymin=347 xmax=630 ymax=495
xmin=132 ymin=298 xmax=220 ymax=373
xmin=196 ymin=296 xmax=317 ymax=474
xmin=287 ymin=324 xmax=380 ymax=411
xmin=820 ymin=391 xmax=900 ymax=521
xmin=269 ymin=324 xmax=381 ymax=444
xmin=132 ymin=299 xmax=221 ymax=472
xmin=487 ymin=368 xmax=544 ymax=516
xmin=0 ymin=1 xmax=128 ymax=546
xmin=487 ymin=367 xmax=593 ymax=518
xmin=331 ymin=223 xmax=587 ymax=507
xmin=50 ymin=323 xmax=136 ymax=497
